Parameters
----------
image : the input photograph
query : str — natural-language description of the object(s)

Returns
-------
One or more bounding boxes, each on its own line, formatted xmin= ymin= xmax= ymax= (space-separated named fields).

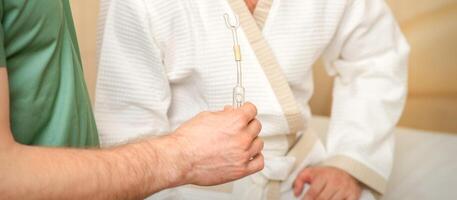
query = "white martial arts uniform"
xmin=95 ymin=0 xmax=409 ymax=199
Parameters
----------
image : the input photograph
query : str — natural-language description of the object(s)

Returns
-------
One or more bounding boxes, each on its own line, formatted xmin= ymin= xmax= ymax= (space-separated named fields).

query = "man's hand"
xmin=172 ymin=102 xmax=264 ymax=186
xmin=3 ymin=67 xmax=261 ymax=198
xmin=293 ymin=166 xmax=362 ymax=200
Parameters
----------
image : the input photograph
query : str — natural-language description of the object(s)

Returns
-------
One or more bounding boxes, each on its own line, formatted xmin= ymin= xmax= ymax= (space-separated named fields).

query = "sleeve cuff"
xmin=320 ymin=155 xmax=386 ymax=198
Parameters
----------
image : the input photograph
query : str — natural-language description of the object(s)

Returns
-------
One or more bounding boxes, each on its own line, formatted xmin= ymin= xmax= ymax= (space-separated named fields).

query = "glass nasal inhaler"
xmin=224 ymin=14 xmax=245 ymax=108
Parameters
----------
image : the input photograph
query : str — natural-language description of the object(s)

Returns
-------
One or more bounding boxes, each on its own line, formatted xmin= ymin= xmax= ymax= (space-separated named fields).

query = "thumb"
xmin=293 ymin=168 xmax=314 ymax=197
xmin=298 ymin=167 xmax=314 ymax=183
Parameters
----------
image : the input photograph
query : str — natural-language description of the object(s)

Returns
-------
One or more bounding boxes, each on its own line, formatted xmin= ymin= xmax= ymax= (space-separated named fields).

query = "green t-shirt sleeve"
xmin=0 ymin=3 xmax=6 ymax=67
xmin=0 ymin=28 xmax=6 ymax=67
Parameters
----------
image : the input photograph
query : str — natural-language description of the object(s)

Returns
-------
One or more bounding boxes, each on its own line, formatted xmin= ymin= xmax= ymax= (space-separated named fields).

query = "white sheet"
xmin=310 ymin=116 xmax=457 ymax=200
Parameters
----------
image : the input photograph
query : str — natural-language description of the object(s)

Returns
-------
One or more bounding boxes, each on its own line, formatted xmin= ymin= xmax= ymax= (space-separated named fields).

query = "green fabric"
xmin=0 ymin=0 xmax=99 ymax=147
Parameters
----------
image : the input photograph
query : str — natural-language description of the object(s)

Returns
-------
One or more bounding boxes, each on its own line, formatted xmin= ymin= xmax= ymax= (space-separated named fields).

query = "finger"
xmin=316 ymin=183 xmax=338 ymax=200
xmin=329 ymin=190 xmax=345 ymax=200
xmin=246 ymin=153 xmax=264 ymax=175
xmin=293 ymin=168 xmax=314 ymax=197
xmin=246 ymin=119 xmax=262 ymax=139
xmin=304 ymin=177 xmax=326 ymax=200
xmin=237 ymin=102 xmax=257 ymax=122
xmin=298 ymin=168 xmax=314 ymax=183
xmin=248 ymin=137 xmax=264 ymax=158
xmin=293 ymin=178 xmax=306 ymax=197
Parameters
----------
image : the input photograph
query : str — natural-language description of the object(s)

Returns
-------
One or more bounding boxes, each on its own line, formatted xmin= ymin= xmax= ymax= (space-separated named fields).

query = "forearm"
xmin=0 ymin=134 xmax=187 ymax=200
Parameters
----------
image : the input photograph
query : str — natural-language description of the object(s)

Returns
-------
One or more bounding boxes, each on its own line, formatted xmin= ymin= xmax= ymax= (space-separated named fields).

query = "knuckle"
xmin=239 ymin=113 xmax=250 ymax=123
xmin=242 ymin=152 xmax=251 ymax=161
xmin=299 ymin=170 xmax=312 ymax=180
xmin=250 ymin=104 xmax=258 ymax=115
xmin=244 ymin=102 xmax=256 ymax=110
xmin=234 ymin=115 xmax=248 ymax=129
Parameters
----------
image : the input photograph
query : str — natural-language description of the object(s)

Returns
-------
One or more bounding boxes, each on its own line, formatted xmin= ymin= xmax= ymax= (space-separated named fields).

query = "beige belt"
xmin=265 ymin=130 xmax=320 ymax=200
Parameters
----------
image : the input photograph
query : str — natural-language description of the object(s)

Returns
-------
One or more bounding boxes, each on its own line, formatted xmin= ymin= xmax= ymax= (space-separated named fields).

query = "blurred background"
xmin=70 ymin=0 xmax=457 ymax=134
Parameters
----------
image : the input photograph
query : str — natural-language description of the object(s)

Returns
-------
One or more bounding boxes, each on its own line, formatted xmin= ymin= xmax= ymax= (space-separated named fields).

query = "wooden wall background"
xmin=70 ymin=0 xmax=99 ymax=100
xmin=70 ymin=0 xmax=457 ymax=133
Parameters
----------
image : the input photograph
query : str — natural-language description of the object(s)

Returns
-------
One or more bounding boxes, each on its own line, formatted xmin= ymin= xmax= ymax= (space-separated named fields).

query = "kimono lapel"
xmin=226 ymin=0 xmax=304 ymax=139
xmin=222 ymin=5 xmax=325 ymax=198
xmin=253 ymin=0 xmax=273 ymax=30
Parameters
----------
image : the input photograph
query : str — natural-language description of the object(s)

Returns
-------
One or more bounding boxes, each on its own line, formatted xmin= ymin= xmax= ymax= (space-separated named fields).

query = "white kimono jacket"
xmin=95 ymin=0 xmax=409 ymax=199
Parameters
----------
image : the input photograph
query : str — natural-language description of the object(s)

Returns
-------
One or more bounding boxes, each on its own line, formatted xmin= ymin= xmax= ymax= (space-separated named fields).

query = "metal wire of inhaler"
xmin=224 ymin=13 xmax=245 ymax=108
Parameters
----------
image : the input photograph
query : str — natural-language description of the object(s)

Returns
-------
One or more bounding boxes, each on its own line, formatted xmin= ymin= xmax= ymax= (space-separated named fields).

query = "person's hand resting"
xmin=172 ymin=102 xmax=264 ymax=186
xmin=293 ymin=166 xmax=362 ymax=200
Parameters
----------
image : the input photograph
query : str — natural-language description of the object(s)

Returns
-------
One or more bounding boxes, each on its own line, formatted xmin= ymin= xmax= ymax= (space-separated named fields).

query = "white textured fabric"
xmin=308 ymin=116 xmax=457 ymax=200
xmin=95 ymin=0 xmax=409 ymax=199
